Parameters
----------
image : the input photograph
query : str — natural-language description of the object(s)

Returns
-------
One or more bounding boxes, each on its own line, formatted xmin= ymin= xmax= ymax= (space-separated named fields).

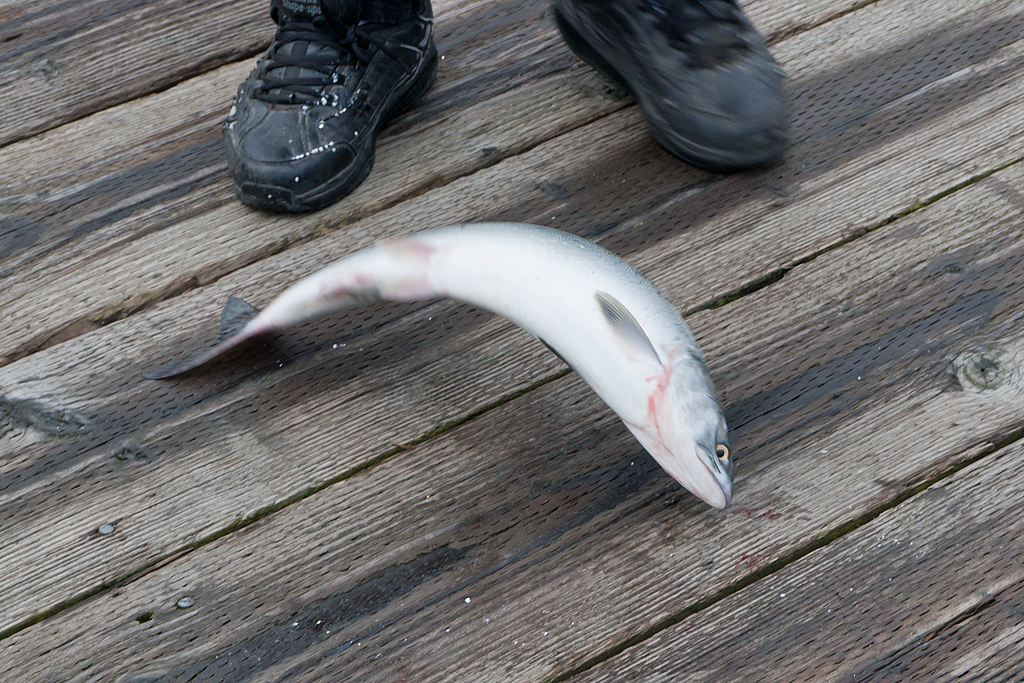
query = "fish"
xmin=150 ymin=223 xmax=733 ymax=508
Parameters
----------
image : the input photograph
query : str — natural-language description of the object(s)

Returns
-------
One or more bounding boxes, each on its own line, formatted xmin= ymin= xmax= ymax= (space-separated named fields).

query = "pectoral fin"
xmin=596 ymin=291 xmax=662 ymax=367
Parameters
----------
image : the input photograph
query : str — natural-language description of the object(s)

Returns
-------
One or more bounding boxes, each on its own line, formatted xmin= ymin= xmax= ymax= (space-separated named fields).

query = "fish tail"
xmin=239 ymin=236 xmax=443 ymax=332
xmin=148 ymin=237 xmax=443 ymax=379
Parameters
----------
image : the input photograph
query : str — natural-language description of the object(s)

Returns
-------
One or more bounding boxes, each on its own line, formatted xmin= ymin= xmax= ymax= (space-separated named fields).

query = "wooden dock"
xmin=2 ymin=0 xmax=1023 ymax=679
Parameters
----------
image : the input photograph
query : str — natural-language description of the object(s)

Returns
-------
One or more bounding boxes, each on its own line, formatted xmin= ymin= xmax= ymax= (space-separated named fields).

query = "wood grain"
xmin=1 ymin=0 xmax=1020 ymax=370
xmin=0 ymin=0 xmax=598 ymax=266
xmin=0 ymin=0 xmax=624 ymax=365
xmin=2 ymin=143 xmax=1022 ymax=680
xmin=0 ymin=0 xmax=271 ymax=147
xmin=839 ymin=580 xmax=1024 ymax=682
xmin=573 ymin=438 xmax=1024 ymax=683
xmin=1 ymin=0 xmax=1022 ymax=632
xmin=0 ymin=0 xmax=854 ymax=146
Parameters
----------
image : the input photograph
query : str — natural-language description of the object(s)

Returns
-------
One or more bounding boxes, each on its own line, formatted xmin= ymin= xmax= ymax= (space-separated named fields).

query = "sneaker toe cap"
xmin=225 ymin=110 xmax=357 ymax=193
xmin=657 ymin=56 xmax=788 ymax=169
xmin=231 ymin=110 xmax=322 ymax=163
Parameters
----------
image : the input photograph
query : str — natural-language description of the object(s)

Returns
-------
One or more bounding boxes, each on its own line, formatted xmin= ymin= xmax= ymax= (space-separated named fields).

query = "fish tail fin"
xmin=144 ymin=297 xmax=268 ymax=379
xmin=148 ymin=236 xmax=444 ymax=380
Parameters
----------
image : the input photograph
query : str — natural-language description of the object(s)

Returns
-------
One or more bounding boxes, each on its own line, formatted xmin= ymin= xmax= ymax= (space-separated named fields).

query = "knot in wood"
xmin=956 ymin=347 xmax=1005 ymax=391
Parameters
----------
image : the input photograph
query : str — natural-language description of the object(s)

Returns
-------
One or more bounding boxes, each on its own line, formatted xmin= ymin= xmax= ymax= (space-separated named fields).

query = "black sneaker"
xmin=553 ymin=0 xmax=787 ymax=171
xmin=224 ymin=0 xmax=438 ymax=213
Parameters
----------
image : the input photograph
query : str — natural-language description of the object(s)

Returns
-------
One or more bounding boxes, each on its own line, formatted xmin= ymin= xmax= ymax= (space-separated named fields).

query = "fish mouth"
xmin=663 ymin=445 xmax=732 ymax=509
xmin=625 ymin=423 xmax=732 ymax=509
xmin=705 ymin=473 xmax=732 ymax=509
xmin=686 ymin=457 xmax=732 ymax=509
xmin=699 ymin=445 xmax=733 ymax=509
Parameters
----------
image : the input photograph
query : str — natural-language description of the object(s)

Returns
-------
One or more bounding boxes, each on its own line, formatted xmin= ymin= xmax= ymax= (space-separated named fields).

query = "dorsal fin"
xmin=595 ymin=291 xmax=662 ymax=367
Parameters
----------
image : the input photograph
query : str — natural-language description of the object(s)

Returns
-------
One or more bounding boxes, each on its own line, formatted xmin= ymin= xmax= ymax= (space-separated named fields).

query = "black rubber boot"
xmin=554 ymin=0 xmax=787 ymax=171
xmin=224 ymin=0 xmax=437 ymax=213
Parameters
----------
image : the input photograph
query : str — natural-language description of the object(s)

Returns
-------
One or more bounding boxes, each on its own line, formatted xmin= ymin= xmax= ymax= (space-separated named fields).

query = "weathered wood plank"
xmin=0 ymin=4 xmax=622 ymax=365
xmin=0 ymin=0 xmax=270 ymax=147
xmin=572 ymin=437 xmax=1024 ymax=683
xmin=0 ymin=0 xmax=850 ymax=146
xmin=0 ymin=0 xmax=620 ymax=339
xmin=1 ymin=0 xmax=1019 ymax=370
xmin=840 ymin=580 xmax=1024 ymax=682
xmin=2 ymin=135 xmax=1023 ymax=679
xmin=0 ymin=0 xmax=571 ymax=222
xmin=0 ymin=0 xmax=593 ymax=257
xmin=0 ymin=0 xmax=1021 ymax=633
xmin=0 ymin=0 xmax=858 ymax=366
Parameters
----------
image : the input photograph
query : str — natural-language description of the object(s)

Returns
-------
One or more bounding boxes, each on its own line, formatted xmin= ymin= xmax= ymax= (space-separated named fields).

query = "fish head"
xmin=626 ymin=350 xmax=733 ymax=509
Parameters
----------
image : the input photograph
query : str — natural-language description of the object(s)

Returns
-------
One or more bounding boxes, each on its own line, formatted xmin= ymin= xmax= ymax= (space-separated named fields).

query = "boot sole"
xmin=239 ymin=45 xmax=440 ymax=214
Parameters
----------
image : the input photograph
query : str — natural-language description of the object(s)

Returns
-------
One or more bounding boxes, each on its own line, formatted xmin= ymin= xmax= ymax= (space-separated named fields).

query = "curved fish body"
xmin=155 ymin=223 xmax=733 ymax=508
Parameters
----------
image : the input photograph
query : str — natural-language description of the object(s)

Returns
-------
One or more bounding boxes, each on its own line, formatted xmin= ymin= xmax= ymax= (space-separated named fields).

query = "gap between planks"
xmin=0 ymin=0 xmax=867 ymax=148
xmin=547 ymin=436 xmax=1019 ymax=683
xmin=0 ymin=0 xmax=885 ymax=367
xmin=570 ymin=435 xmax=1024 ymax=683
xmin=2 ymin=0 xmax=1024 ymax=643
xmin=12 ymin=150 xmax=1022 ymax=644
xmin=695 ymin=153 xmax=1024 ymax=317
xmin=2 ymin=150 xmax=1022 ymax=678
xmin=0 ymin=151 xmax=1018 ymax=643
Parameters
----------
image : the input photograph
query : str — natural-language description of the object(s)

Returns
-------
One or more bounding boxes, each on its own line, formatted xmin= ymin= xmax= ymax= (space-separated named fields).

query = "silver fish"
xmin=152 ymin=223 xmax=733 ymax=508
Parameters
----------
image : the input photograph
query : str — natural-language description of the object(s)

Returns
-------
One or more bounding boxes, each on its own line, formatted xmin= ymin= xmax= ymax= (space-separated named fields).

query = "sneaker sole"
xmin=554 ymin=5 xmax=784 ymax=172
xmin=239 ymin=45 xmax=440 ymax=214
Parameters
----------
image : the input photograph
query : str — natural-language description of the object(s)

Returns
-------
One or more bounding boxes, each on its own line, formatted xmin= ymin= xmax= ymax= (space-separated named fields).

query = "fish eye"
xmin=715 ymin=445 xmax=730 ymax=462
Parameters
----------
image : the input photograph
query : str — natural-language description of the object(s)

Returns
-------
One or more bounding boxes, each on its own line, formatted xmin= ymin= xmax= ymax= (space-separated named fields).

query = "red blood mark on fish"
xmin=643 ymin=359 xmax=673 ymax=440
xmin=382 ymin=236 xmax=436 ymax=258
xmin=147 ymin=223 xmax=731 ymax=507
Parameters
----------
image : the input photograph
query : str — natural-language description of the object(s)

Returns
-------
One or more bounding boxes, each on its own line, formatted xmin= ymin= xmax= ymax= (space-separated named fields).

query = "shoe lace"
xmin=257 ymin=16 xmax=414 ymax=105
xmin=647 ymin=0 xmax=747 ymax=63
